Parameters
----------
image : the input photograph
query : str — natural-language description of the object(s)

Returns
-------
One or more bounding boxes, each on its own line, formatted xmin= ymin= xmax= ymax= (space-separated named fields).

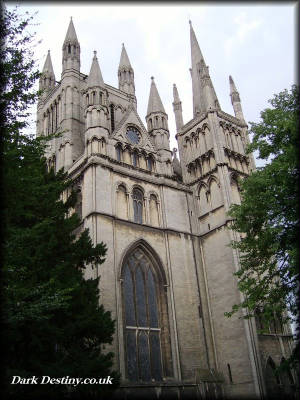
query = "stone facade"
xmin=36 ymin=18 xmax=296 ymax=399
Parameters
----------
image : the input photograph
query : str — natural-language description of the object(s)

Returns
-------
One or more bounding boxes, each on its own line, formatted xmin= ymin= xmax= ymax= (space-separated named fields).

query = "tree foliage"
xmin=1 ymin=7 xmax=119 ymax=399
xmin=226 ymin=85 xmax=299 ymax=365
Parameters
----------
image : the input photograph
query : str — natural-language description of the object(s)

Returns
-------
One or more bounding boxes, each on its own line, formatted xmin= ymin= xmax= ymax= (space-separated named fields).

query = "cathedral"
xmin=36 ymin=18 xmax=296 ymax=399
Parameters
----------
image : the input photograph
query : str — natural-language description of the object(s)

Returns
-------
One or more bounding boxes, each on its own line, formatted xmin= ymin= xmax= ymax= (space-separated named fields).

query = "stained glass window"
xmin=122 ymin=248 xmax=164 ymax=382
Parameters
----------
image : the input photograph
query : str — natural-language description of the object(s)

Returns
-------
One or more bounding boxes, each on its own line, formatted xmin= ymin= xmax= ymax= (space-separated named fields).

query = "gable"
xmin=112 ymin=105 xmax=156 ymax=152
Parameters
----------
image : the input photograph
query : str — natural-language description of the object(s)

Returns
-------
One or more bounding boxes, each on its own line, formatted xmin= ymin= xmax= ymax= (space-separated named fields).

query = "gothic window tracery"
xmin=122 ymin=245 xmax=171 ymax=382
xmin=132 ymin=188 xmax=143 ymax=224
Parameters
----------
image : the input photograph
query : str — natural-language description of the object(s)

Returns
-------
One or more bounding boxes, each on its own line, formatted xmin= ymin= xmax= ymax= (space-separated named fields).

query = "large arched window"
xmin=132 ymin=188 xmax=143 ymax=224
xmin=122 ymin=245 xmax=172 ymax=382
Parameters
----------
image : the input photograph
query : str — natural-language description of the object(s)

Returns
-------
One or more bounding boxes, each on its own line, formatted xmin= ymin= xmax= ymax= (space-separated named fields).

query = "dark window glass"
xmin=138 ymin=331 xmax=151 ymax=381
xmin=116 ymin=146 xmax=122 ymax=161
xmin=124 ymin=265 xmax=135 ymax=326
xmin=133 ymin=189 xmax=143 ymax=224
xmin=147 ymin=269 xmax=158 ymax=327
xmin=135 ymin=267 xmax=147 ymax=326
xmin=122 ymin=248 xmax=165 ymax=382
xmin=126 ymin=331 xmax=138 ymax=381
xmin=147 ymin=158 xmax=153 ymax=171
xmin=68 ymin=44 xmax=71 ymax=54
xmin=150 ymin=332 xmax=163 ymax=381
xmin=110 ymin=104 xmax=115 ymax=132
xmin=132 ymin=152 xmax=138 ymax=167
xmin=127 ymin=127 xmax=140 ymax=144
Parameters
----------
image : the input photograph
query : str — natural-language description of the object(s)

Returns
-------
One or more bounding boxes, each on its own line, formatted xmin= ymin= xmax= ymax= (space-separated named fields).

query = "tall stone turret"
xmin=190 ymin=20 xmax=220 ymax=116
xmin=60 ymin=17 xmax=83 ymax=168
xmin=146 ymin=77 xmax=170 ymax=152
xmin=118 ymin=43 xmax=135 ymax=97
xmin=37 ymin=50 xmax=56 ymax=136
xmin=229 ymin=75 xmax=245 ymax=122
xmin=62 ymin=17 xmax=80 ymax=73
xmin=84 ymin=51 xmax=109 ymax=138
xmin=39 ymin=50 xmax=56 ymax=94
xmin=172 ymin=83 xmax=184 ymax=132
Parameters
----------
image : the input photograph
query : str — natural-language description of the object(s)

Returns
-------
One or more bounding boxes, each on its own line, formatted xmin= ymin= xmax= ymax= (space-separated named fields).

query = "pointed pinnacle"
xmin=64 ymin=17 xmax=78 ymax=43
xmin=229 ymin=75 xmax=238 ymax=94
xmin=42 ymin=50 xmax=55 ymax=77
xmin=147 ymin=77 xmax=165 ymax=115
xmin=119 ymin=43 xmax=132 ymax=69
xmin=87 ymin=51 xmax=104 ymax=88
xmin=173 ymin=84 xmax=181 ymax=103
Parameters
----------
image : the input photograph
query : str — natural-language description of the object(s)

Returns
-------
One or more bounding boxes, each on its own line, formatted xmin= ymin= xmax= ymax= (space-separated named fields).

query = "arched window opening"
xmin=198 ymin=185 xmax=209 ymax=216
xmin=92 ymin=91 xmax=96 ymax=104
xmin=100 ymin=92 xmax=103 ymax=105
xmin=132 ymin=152 xmax=138 ymax=167
xmin=149 ymin=118 xmax=152 ymax=130
xmin=55 ymin=102 xmax=58 ymax=131
xmin=86 ymin=94 xmax=89 ymax=106
xmin=231 ymin=178 xmax=241 ymax=205
xmin=116 ymin=145 xmax=122 ymax=162
xmin=110 ymin=104 xmax=115 ymax=132
xmin=149 ymin=195 xmax=159 ymax=227
xmin=68 ymin=43 xmax=71 ymax=54
xmin=117 ymin=185 xmax=128 ymax=220
xmin=147 ymin=157 xmax=153 ymax=172
xmin=210 ymin=179 xmax=222 ymax=209
xmin=132 ymin=188 xmax=143 ymax=224
xmin=122 ymin=246 xmax=172 ymax=382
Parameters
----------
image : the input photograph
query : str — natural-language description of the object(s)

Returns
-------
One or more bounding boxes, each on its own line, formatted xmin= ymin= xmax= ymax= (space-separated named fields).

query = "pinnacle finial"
xmin=151 ymin=76 xmax=154 ymax=81
xmin=189 ymin=19 xmax=192 ymax=26
xmin=93 ymin=50 xmax=97 ymax=56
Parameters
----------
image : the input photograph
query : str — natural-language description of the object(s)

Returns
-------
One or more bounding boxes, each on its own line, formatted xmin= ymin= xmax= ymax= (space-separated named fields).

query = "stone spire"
xmin=119 ymin=43 xmax=132 ymax=69
xmin=172 ymin=83 xmax=184 ymax=132
xmin=146 ymin=77 xmax=170 ymax=152
xmin=39 ymin=50 xmax=56 ymax=92
xmin=147 ymin=77 xmax=166 ymax=116
xmin=229 ymin=75 xmax=245 ymax=121
xmin=62 ymin=17 xmax=80 ymax=72
xmin=118 ymin=43 xmax=135 ymax=96
xmin=64 ymin=17 xmax=78 ymax=43
xmin=189 ymin=20 xmax=220 ymax=116
xmin=87 ymin=51 xmax=104 ymax=88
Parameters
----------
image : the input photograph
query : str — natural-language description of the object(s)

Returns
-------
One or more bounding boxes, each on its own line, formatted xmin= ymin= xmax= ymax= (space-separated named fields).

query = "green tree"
xmin=225 ymin=85 xmax=299 ymax=366
xmin=1 ymin=7 xmax=119 ymax=399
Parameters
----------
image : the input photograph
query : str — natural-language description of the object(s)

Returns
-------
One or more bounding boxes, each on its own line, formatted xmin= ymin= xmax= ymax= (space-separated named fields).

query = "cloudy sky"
xmin=8 ymin=2 xmax=296 ymax=163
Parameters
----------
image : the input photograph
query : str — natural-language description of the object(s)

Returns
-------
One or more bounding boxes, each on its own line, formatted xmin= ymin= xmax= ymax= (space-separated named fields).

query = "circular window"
xmin=126 ymin=126 xmax=140 ymax=144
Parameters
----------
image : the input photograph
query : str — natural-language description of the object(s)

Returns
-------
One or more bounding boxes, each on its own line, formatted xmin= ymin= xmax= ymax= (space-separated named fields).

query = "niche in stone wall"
xmin=117 ymin=185 xmax=128 ymax=220
xmin=198 ymin=185 xmax=209 ymax=216
xmin=231 ymin=178 xmax=241 ymax=205
xmin=204 ymin=127 xmax=212 ymax=150
xmin=149 ymin=194 xmax=159 ymax=227
xmin=210 ymin=179 xmax=222 ymax=210
xmin=209 ymin=178 xmax=225 ymax=227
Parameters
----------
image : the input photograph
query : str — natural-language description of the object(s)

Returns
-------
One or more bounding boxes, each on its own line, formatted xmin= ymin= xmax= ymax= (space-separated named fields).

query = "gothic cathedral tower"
xmin=36 ymin=18 xmax=295 ymax=400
